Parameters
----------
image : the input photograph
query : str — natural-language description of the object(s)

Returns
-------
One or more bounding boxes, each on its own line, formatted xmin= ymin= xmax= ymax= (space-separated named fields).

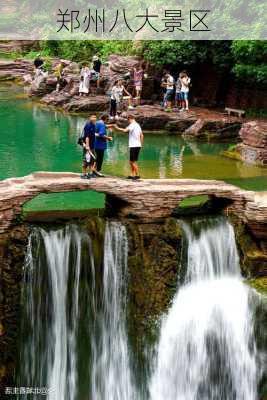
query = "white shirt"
xmin=111 ymin=85 xmax=124 ymax=102
xmin=166 ymin=75 xmax=174 ymax=90
xmin=181 ymin=76 xmax=191 ymax=93
xmin=127 ymin=121 xmax=142 ymax=148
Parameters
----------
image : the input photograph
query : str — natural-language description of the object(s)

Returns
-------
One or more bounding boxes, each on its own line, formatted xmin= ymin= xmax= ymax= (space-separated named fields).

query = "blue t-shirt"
xmin=83 ymin=121 xmax=96 ymax=149
xmin=95 ymin=120 xmax=107 ymax=150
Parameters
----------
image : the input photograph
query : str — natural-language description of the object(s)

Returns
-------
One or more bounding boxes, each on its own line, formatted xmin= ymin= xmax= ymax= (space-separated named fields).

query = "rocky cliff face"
xmin=0 ymin=224 xmax=29 ymax=394
xmin=236 ymin=121 xmax=267 ymax=166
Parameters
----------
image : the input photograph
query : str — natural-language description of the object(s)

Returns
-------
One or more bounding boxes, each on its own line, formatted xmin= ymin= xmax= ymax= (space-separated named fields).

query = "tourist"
xmin=80 ymin=115 xmax=97 ymax=179
xmin=94 ymin=114 xmax=113 ymax=176
xmin=114 ymin=114 xmax=143 ymax=180
xmin=133 ymin=63 xmax=144 ymax=106
xmin=175 ymin=73 xmax=182 ymax=109
xmin=163 ymin=72 xmax=175 ymax=111
xmin=33 ymin=54 xmax=44 ymax=71
xmin=79 ymin=63 xmax=91 ymax=96
xmin=180 ymin=71 xmax=191 ymax=112
xmin=160 ymin=72 xmax=167 ymax=108
xmin=92 ymin=55 xmax=102 ymax=88
xmin=110 ymin=79 xmax=133 ymax=119
xmin=54 ymin=60 xmax=65 ymax=92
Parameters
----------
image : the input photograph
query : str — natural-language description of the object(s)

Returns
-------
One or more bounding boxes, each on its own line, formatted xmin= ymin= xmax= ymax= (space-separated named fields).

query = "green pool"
xmin=0 ymin=83 xmax=266 ymax=212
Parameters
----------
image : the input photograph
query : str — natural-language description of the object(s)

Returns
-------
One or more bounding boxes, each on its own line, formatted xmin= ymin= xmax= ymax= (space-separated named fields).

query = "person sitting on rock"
xmin=133 ymin=63 xmax=144 ymax=106
xmin=92 ymin=55 xmax=102 ymax=89
xmin=79 ymin=63 xmax=91 ymax=96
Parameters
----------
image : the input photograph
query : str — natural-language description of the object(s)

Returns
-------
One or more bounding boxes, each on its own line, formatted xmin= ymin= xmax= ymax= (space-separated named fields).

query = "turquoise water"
xmin=0 ymin=83 xmax=266 ymax=212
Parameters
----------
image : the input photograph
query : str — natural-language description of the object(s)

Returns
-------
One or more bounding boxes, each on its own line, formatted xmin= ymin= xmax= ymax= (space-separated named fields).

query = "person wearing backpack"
xmin=79 ymin=115 xmax=97 ymax=179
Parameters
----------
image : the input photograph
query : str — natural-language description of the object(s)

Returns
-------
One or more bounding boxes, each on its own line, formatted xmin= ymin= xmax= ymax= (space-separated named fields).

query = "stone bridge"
xmin=0 ymin=172 xmax=266 ymax=238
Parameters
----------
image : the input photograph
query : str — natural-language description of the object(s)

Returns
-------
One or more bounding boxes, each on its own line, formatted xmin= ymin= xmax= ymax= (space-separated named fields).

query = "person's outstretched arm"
xmin=113 ymin=124 xmax=129 ymax=133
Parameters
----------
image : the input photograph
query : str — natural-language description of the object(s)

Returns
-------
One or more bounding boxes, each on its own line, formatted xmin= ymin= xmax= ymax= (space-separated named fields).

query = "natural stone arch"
xmin=0 ymin=171 xmax=266 ymax=237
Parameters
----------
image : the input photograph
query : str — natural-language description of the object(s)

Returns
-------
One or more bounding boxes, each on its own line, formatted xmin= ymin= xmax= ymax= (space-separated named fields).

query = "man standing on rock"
xmin=94 ymin=114 xmax=113 ymax=177
xmin=80 ymin=115 xmax=97 ymax=179
xmin=114 ymin=114 xmax=144 ymax=180
xmin=92 ymin=55 xmax=102 ymax=89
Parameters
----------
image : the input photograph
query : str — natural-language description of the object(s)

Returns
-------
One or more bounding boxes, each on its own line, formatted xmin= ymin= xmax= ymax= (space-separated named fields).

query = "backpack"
xmin=77 ymin=128 xmax=85 ymax=146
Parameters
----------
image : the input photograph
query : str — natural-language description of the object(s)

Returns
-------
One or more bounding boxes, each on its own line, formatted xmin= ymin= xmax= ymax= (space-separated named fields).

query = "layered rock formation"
xmin=0 ymin=172 xmax=266 ymax=257
xmin=0 ymin=57 xmax=253 ymax=136
xmin=236 ymin=121 xmax=267 ymax=166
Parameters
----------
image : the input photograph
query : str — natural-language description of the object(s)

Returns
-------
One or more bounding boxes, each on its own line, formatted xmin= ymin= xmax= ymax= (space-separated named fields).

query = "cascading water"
xmin=17 ymin=221 xmax=134 ymax=400
xmin=149 ymin=217 xmax=259 ymax=400
xmin=90 ymin=221 xmax=135 ymax=400
xmin=17 ymin=225 xmax=89 ymax=400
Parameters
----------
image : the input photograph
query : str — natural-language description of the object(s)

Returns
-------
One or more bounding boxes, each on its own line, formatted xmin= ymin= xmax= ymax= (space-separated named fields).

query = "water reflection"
xmin=0 ymin=83 xmax=267 ymax=191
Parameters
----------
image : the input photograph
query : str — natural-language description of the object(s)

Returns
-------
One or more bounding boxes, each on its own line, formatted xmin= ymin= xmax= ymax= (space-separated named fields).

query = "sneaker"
xmin=127 ymin=176 xmax=134 ymax=179
xmin=179 ymin=108 xmax=185 ymax=112
xmin=132 ymin=176 xmax=141 ymax=180
xmin=81 ymin=174 xmax=90 ymax=179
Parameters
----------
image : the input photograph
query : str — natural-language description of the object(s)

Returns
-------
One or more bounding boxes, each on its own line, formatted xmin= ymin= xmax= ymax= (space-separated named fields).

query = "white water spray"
xmin=150 ymin=218 xmax=258 ymax=400
xmin=90 ymin=221 xmax=135 ymax=400
xmin=19 ymin=222 xmax=135 ymax=400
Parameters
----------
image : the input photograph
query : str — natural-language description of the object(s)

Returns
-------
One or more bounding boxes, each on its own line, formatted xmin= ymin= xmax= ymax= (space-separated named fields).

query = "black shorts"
xmin=130 ymin=147 xmax=141 ymax=162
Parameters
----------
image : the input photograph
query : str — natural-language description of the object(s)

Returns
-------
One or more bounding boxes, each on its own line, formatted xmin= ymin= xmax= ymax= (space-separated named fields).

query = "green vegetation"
xmin=19 ymin=39 xmax=266 ymax=88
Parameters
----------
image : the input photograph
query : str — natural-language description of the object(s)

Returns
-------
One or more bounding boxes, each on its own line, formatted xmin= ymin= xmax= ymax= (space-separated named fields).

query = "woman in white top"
xmin=180 ymin=71 xmax=191 ymax=111
xmin=79 ymin=64 xmax=91 ymax=96
xmin=110 ymin=79 xmax=133 ymax=119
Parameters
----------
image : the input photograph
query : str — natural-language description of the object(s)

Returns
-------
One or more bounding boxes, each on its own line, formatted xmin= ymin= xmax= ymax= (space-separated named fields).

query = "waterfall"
xmin=17 ymin=225 xmax=89 ymax=400
xmin=17 ymin=221 xmax=134 ymax=400
xmin=90 ymin=221 xmax=135 ymax=400
xmin=149 ymin=217 xmax=259 ymax=400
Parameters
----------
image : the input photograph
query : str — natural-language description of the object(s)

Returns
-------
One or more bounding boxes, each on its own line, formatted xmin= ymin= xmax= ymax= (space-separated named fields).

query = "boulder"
xmin=63 ymin=95 xmax=110 ymax=112
xmin=240 ymin=121 xmax=267 ymax=148
xmin=184 ymin=119 xmax=205 ymax=136
xmin=119 ymin=105 xmax=179 ymax=130
xmin=165 ymin=119 xmax=197 ymax=133
xmin=236 ymin=121 xmax=267 ymax=166
xmin=236 ymin=144 xmax=267 ymax=166
xmin=41 ymin=91 xmax=72 ymax=107
xmin=184 ymin=118 xmax=241 ymax=139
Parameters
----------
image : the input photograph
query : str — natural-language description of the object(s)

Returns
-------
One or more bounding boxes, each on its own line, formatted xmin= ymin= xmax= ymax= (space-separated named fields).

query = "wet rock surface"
xmin=0 ymin=224 xmax=29 ymax=394
xmin=0 ymin=57 xmax=248 ymax=136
